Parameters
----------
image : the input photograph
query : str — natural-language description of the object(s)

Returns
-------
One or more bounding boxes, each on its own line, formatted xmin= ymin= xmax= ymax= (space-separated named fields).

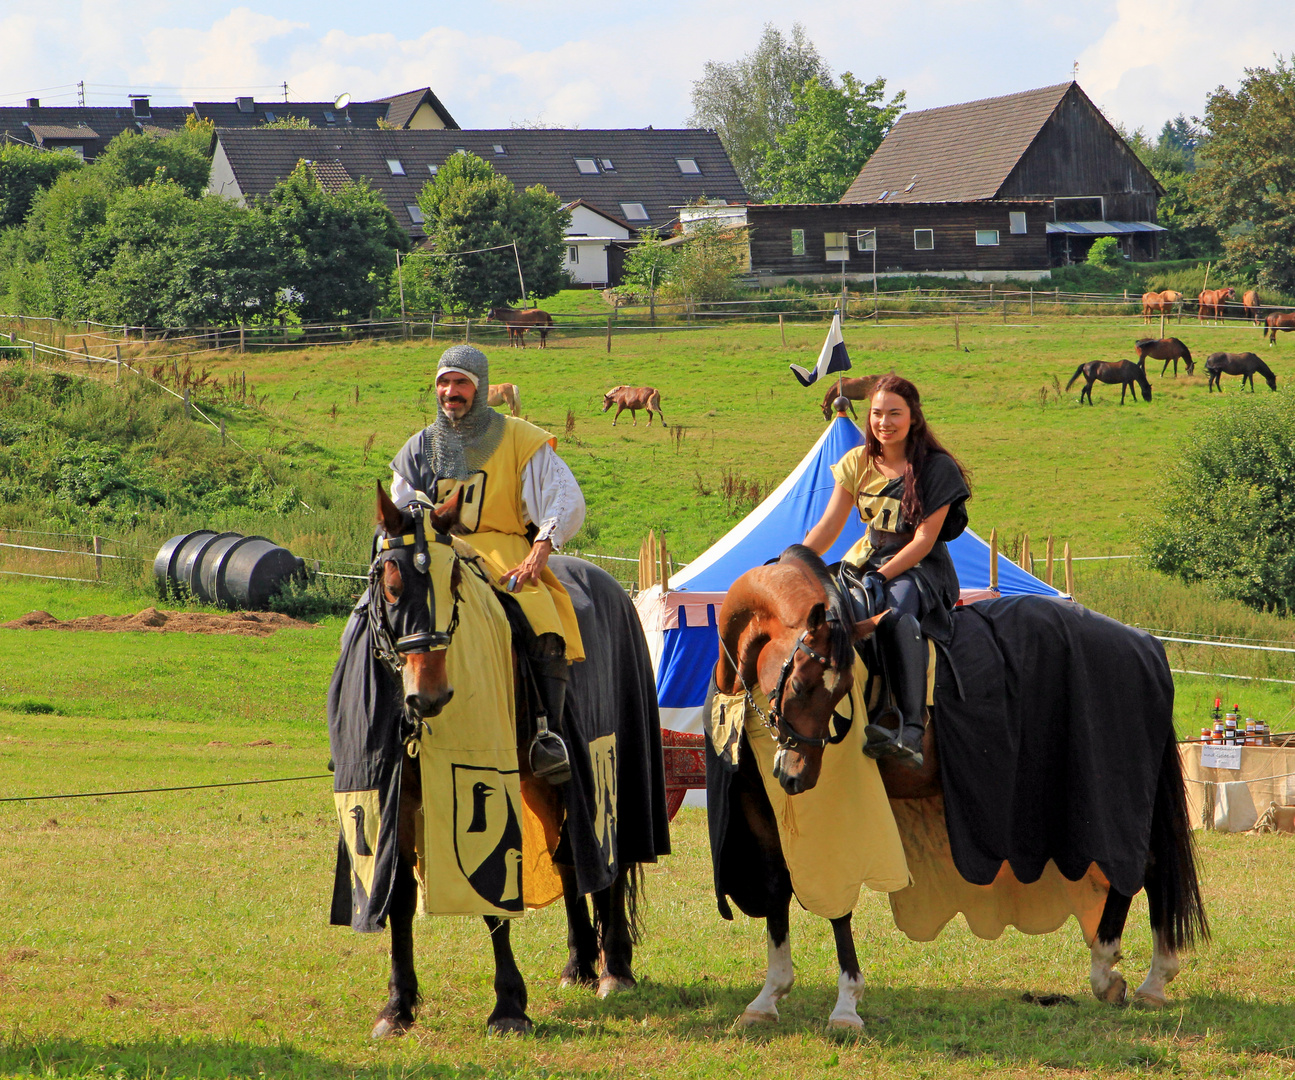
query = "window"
xmin=791 ymin=229 xmax=806 ymax=256
xmin=824 ymin=231 xmax=849 ymax=262
xmin=236 ymin=96 xmax=255 ymax=114
xmin=676 ymin=157 xmax=701 ymax=174
xmin=1009 ymin=211 xmax=1027 ymax=234
xmin=857 ymin=229 xmax=876 ymax=252
xmin=568 ymin=245 xmax=580 ymax=263
xmin=620 ymin=202 xmax=649 ymax=221
xmin=600 ymin=158 xmax=615 ymax=171
xmin=130 ymin=96 xmax=151 ymax=118
xmin=493 ymin=144 xmax=506 ymax=155
xmin=914 ymin=229 xmax=934 ymax=250
xmin=386 ymin=159 xmax=405 ymax=176
xmin=407 ymin=205 xmax=425 ymax=225
xmin=1054 ymin=196 xmax=1104 ymax=221
xmin=323 ymin=110 xmax=336 ymax=124
xmin=427 ymin=164 xmax=438 ymax=175
xmin=263 ymin=111 xmax=277 ymax=123
xmin=575 ymin=157 xmax=599 ymax=174
xmin=975 ymin=229 xmax=1000 ymax=247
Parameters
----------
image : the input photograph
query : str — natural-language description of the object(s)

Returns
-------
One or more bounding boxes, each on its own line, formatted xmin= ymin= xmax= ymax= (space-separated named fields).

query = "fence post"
xmin=93 ymin=535 xmax=103 ymax=581
xmin=1160 ymin=312 xmax=1166 ymax=338
xmin=1030 ymin=287 xmax=1034 ymax=316
xmin=779 ymin=313 xmax=786 ymax=347
xmin=239 ymin=324 xmax=246 ymax=353
xmin=115 ymin=344 xmax=121 ymax=381
xmin=954 ymin=313 xmax=960 ymax=351
xmin=241 ymin=371 xmax=246 ymax=400
xmin=220 ymin=418 xmax=226 ymax=446
xmin=1064 ymin=541 xmax=1074 ymax=596
xmin=606 ymin=315 xmax=613 ymax=354
xmin=1002 ymin=297 xmax=1007 ymax=324
xmin=183 ymin=386 xmax=190 ymax=418
xmin=1045 ymin=535 xmax=1055 ymax=587
xmin=1021 ymin=532 xmax=1031 ymax=574
xmin=465 ymin=317 xmax=471 ymax=344
xmin=30 ymin=341 xmax=36 ymax=364
xmin=429 ymin=313 xmax=435 ymax=342
xmin=989 ymin=527 xmax=998 ymax=590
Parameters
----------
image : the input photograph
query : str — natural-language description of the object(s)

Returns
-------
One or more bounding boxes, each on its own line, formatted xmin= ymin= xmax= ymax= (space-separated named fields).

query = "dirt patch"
xmin=2 ymin=607 xmax=315 ymax=637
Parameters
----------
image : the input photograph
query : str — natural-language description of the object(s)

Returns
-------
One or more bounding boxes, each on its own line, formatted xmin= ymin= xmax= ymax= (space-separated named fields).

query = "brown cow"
xmin=601 ymin=385 xmax=666 ymax=427
xmin=487 ymin=307 xmax=555 ymax=348
xmin=819 ymin=375 xmax=879 ymax=421
xmin=1141 ymin=290 xmax=1182 ymax=324
xmin=487 ymin=382 xmax=520 ymax=416
xmin=1198 ymin=287 xmax=1235 ymax=323
xmin=1243 ymin=290 xmax=1262 ymax=325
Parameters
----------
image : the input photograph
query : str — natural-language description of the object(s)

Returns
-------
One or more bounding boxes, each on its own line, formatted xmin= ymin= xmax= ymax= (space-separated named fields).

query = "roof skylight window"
xmin=264 ymin=111 xmax=277 ymax=123
xmin=493 ymin=144 xmax=506 ymax=155
xmin=323 ymin=110 xmax=336 ymax=123
xmin=386 ymin=159 xmax=406 ymax=175
xmin=620 ymin=202 xmax=650 ymax=221
xmin=407 ymin=205 xmax=425 ymax=224
xmin=575 ymin=158 xmax=599 ymax=175
xmin=428 ymin=164 xmax=438 ymax=175
xmin=676 ymin=157 xmax=701 ymax=174
xmin=600 ymin=158 xmax=615 ymax=171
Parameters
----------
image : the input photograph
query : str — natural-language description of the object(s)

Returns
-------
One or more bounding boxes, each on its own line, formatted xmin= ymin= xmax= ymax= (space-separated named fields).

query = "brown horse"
xmin=1205 ymin=351 xmax=1277 ymax=392
xmin=1198 ymin=287 xmax=1235 ymax=323
xmin=1263 ymin=312 xmax=1295 ymax=345
xmin=819 ymin=376 xmax=878 ymax=421
xmin=487 ymin=382 xmax=521 ymax=416
xmin=602 ymin=385 xmax=666 ymax=427
xmin=1134 ymin=337 xmax=1194 ymax=377
xmin=1141 ymin=290 xmax=1182 ymax=324
xmin=488 ymin=307 xmax=555 ymax=349
xmin=1066 ymin=359 xmax=1153 ymax=404
xmin=1243 ymin=290 xmax=1262 ymax=325
xmin=709 ymin=546 xmax=1207 ymax=1028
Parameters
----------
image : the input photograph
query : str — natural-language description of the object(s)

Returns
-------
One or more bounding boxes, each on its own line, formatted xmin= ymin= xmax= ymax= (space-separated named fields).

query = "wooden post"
xmin=430 ymin=313 xmax=435 ymax=342
xmin=659 ymin=532 xmax=669 ymax=588
xmin=606 ymin=315 xmax=613 ymax=354
xmin=1064 ymin=541 xmax=1074 ymax=596
xmin=241 ymin=371 xmax=246 ymax=400
xmin=1045 ymin=535 xmax=1055 ymax=587
xmin=239 ymin=324 xmax=246 ymax=353
xmin=989 ymin=527 xmax=998 ymax=590
xmin=1002 ymin=297 xmax=1007 ymax=324
xmin=115 ymin=344 xmax=121 ymax=381
xmin=220 ymin=418 xmax=226 ymax=446
xmin=465 ymin=317 xmax=471 ymax=344
xmin=1029 ymin=287 xmax=1034 ymax=316
xmin=954 ymin=313 xmax=960 ymax=351
xmin=1021 ymin=532 xmax=1031 ymax=574
xmin=779 ymin=313 xmax=786 ymax=347
xmin=93 ymin=535 xmax=103 ymax=581
xmin=1055 ymin=287 xmax=1060 ymax=304
xmin=141 ymin=325 xmax=148 ymax=344
xmin=646 ymin=530 xmax=657 ymax=588
xmin=1160 ymin=312 xmax=1166 ymax=339
xmin=183 ymin=386 xmax=190 ymax=418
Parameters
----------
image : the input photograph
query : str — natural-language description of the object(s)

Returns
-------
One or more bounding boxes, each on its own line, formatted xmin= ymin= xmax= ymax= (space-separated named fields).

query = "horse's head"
xmin=718 ymin=547 xmax=885 ymax=795
xmin=601 ymin=387 xmax=622 ymax=412
xmin=372 ymin=482 xmax=465 ymax=722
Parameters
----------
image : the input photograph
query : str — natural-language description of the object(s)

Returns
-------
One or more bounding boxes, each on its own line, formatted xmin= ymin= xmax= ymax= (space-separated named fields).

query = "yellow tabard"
xmin=742 ymin=670 xmax=910 ymax=919
xmin=830 ymin=445 xmax=905 ymax=568
xmin=431 ymin=418 xmax=585 ymax=662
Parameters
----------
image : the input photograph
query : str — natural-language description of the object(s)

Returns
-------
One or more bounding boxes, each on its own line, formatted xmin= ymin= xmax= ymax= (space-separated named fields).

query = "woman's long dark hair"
xmin=862 ymin=374 xmax=970 ymax=527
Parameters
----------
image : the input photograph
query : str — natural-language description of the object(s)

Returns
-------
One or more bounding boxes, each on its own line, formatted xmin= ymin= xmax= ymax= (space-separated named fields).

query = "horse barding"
xmin=704 ymin=546 xmax=1208 ymax=1030
xmin=327 ymin=485 xmax=671 ymax=1035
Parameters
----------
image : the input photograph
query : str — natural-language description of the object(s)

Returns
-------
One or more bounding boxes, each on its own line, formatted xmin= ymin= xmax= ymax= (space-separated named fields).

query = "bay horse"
xmin=488 ymin=307 xmax=554 ymax=349
xmin=1263 ymin=311 xmax=1295 ymax=345
xmin=818 ymin=375 xmax=878 ymax=421
xmin=1205 ymin=351 xmax=1277 ymax=392
xmin=708 ymin=546 xmax=1207 ymax=1030
xmin=1134 ymin=337 xmax=1194 ymax=376
xmin=1198 ymin=287 xmax=1235 ymax=323
xmin=487 ymin=382 xmax=521 ymax=416
xmin=1065 ymin=359 xmax=1153 ymax=404
xmin=1243 ymin=290 xmax=1262 ymax=325
xmin=1141 ymin=290 xmax=1182 ymax=324
xmin=602 ymin=385 xmax=666 ymax=427
xmin=328 ymin=485 xmax=669 ymax=1036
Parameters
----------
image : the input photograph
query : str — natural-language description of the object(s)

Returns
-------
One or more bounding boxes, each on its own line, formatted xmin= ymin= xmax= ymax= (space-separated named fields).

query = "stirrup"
xmin=528 ymin=713 xmax=571 ymax=785
xmin=862 ymin=713 xmax=924 ymax=768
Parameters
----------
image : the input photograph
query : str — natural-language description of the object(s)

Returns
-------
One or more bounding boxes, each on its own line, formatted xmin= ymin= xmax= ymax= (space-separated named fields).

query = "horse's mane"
xmin=777 ymin=544 xmax=855 ymax=672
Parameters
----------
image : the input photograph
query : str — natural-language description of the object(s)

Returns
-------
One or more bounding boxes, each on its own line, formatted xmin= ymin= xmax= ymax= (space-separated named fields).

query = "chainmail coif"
xmin=423 ymin=345 xmax=505 ymax=481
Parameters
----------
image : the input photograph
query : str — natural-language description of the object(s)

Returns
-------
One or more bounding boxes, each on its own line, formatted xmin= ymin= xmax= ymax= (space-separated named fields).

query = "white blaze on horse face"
xmin=1089 ymin=937 xmax=1127 ymax=1005
xmin=1133 ymin=932 xmax=1180 ymax=1008
xmin=828 ymin=969 xmax=866 ymax=1030
xmin=821 ymin=667 xmax=840 ymax=693
xmin=743 ymin=933 xmax=794 ymax=1022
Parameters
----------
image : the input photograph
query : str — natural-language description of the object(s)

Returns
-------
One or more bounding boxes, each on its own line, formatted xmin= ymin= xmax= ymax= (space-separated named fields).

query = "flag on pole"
xmin=789 ymin=313 xmax=851 ymax=387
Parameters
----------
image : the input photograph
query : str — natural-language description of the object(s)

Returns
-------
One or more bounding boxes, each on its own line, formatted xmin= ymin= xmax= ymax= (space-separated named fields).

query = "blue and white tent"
xmin=635 ymin=415 xmax=1063 ymax=734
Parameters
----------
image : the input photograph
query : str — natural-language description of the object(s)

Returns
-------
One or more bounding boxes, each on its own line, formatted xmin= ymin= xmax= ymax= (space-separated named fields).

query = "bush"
xmin=1144 ymin=393 xmax=1295 ymax=611
xmin=1085 ymin=236 xmax=1125 ymax=270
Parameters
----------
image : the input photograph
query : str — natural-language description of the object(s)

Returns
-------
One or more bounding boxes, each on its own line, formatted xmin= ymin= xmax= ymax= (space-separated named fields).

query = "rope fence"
xmin=0 ymin=773 xmax=332 ymax=804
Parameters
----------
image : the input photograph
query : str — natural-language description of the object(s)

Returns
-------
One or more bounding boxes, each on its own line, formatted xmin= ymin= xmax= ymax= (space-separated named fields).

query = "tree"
xmin=669 ymin=217 xmax=747 ymax=302
xmin=616 ymin=229 xmax=679 ymax=303
xmin=95 ymin=121 xmax=213 ymax=198
xmin=688 ymin=23 xmax=833 ymax=198
xmin=1192 ymin=58 xmax=1295 ymax=291
xmin=415 ymin=152 xmax=568 ymax=313
xmin=1118 ymin=114 xmax=1219 ymax=259
xmin=755 ymin=73 xmax=905 ymax=203
xmin=0 ymin=144 xmax=84 ymax=229
xmin=18 ymin=169 xmax=115 ymax=319
xmin=260 ymin=161 xmax=408 ymax=322
xmin=1085 ymin=236 xmax=1124 ymax=270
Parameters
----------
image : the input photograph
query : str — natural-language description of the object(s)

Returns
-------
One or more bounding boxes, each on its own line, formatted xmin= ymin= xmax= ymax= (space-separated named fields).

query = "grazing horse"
xmin=1134 ymin=337 xmax=1194 ymax=377
xmin=602 ymin=385 xmax=666 ymax=427
xmin=1141 ymin=290 xmax=1182 ymax=324
xmin=1198 ymin=287 xmax=1235 ymax=323
xmin=1066 ymin=359 xmax=1153 ymax=404
xmin=488 ymin=307 xmax=555 ymax=349
xmin=1205 ymin=351 xmax=1277 ymax=392
xmin=707 ymin=546 xmax=1208 ymax=1030
xmin=327 ymin=486 xmax=669 ymax=1036
xmin=487 ymin=382 xmax=521 ymax=416
xmin=1243 ymin=290 xmax=1262 ymax=325
xmin=1263 ymin=311 xmax=1295 ymax=345
xmin=818 ymin=376 xmax=878 ymax=421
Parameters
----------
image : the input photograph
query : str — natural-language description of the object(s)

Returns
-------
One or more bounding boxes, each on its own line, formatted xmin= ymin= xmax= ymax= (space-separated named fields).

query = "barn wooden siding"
xmin=747 ymin=202 xmax=1051 ymax=276
xmin=1000 ymin=84 xmax=1160 ymax=221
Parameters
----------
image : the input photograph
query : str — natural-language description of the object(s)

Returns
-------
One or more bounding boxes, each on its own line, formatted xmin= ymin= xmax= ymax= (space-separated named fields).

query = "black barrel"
xmin=153 ymin=530 xmax=216 ymax=597
xmin=153 ymin=530 xmax=305 ymax=609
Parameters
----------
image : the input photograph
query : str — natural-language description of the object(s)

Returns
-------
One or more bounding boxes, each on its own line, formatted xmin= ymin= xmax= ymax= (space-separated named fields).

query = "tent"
xmin=635 ymin=415 xmax=1063 ymax=734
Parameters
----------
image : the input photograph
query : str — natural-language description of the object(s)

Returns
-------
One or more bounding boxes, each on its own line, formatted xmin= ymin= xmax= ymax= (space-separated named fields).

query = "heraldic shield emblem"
xmin=452 ymin=764 xmax=524 ymax=912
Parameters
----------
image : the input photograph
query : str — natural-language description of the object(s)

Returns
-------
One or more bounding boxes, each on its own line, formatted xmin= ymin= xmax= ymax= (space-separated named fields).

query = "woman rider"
xmin=804 ymin=375 xmax=970 ymax=766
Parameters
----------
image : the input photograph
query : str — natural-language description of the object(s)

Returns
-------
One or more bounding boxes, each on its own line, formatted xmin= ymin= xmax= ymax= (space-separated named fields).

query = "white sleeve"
xmin=390 ymin=471 xmax=416 ymax=508
xmin=521 ymin=444 xmax=586 ymax=549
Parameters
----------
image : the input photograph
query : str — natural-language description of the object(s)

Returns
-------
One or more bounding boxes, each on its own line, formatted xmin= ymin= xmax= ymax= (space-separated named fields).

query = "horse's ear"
xmin=429 ymin=487 xmax=463 ymax=534
xmin=377 ymin=481 xmax=404 ymax=536
xmin=806 ymin=602 xmax=827 ymax=632
xmin=852 ymin=610 xmax=889 ymax=641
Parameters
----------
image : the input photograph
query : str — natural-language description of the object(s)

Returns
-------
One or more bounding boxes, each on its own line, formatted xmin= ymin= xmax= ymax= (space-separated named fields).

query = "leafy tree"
xmin=688 ymin=23 xmax=833 ymax=197
xmin=1085 ymin=236 xmax=1124 ymax=270
xmin=1192 ymin=58 xmax=1295 ymax=291
xmin=0 ymin=144 xmax=84 ymax=229
xmin=19 ymin=169 xmax=115 ymax=319
xmin=755 ymin=73 xmax=905 ymax=203
xmin=1145 ymin=392 xmax=1295 ymax=612
xmin=96 ymin=122 xmax=213 ymax=198
xmin=415 ymin=152 xmax=568 ymax=313
xmin=1118 ymin=115 xmax=1219 ymax=259
xmin=260 ymin=161 xmax=408 ymax=322
xmin=668 ymin=217 xmax=747 ymax=302
xmin=616 ymin=229 xmax=680 ymax=302
xmin=261 ymin=116 xmax=314 ymax=129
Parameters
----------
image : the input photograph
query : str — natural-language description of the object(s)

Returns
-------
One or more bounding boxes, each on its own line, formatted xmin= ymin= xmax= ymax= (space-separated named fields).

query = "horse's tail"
xmin=1065 ymin=364 xmax=1086 ymax=391
xmin=593 ymin=862 xmax=646 ymax=945
xmin=511 ymin=384 xmax=521 ymax=413
xmin=1147 ymin=736 xmax=1210 ymax=952
xmin=649 ymin=389 xmax=665 ymax=418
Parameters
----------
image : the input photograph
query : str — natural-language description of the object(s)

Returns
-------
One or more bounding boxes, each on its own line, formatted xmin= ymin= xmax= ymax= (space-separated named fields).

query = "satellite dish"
xmin=333 ymin=92 xmax=351 ymax=110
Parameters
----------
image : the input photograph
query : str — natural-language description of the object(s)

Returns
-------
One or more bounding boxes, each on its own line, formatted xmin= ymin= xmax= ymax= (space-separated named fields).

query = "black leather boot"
xmin=527 ymin=637 xmax=572 ymax=785
xmin=862 ymin=612 xmax=927 ymax=767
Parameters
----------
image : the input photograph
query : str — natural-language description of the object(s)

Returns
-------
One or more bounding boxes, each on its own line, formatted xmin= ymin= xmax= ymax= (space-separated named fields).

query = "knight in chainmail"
xmin=389 ymin=345 xmax=587 ymax=782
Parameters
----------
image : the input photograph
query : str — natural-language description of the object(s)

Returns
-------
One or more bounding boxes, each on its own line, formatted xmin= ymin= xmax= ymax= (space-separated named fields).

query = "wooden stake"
xmin=93 ymin=535 xmax=103 ymax=581
xmin=239 ymin=324 xmax=246 ymax=353
xmin=647 ymin=529 xmax=657 ymax=588
xmin=1029 ymin=287 xmax=1034 ymax=316
xmin=606 ymin=315 xmax=613 ymax=354
xmin=1021 ymin=532 xmax=1031 ymax=574
xmin=954 ymin=313 xmax=960 ymax=351
xmin=779 ymin=313 xmax=786 ymax=347
xmin=220 ymin=418 xmax=226 ymax=446
xmin=989 ymin=527 xmax=998 ymax=590
xmin=183 ymin=387 xmax=190 ymax=418
xmin=1160 ymin=311 xmax=1166 ymax=339
xmin=1045 ymin=535 xmax=1055 ymax=587
xmin=465 ymin=317 xmax=471 ymax=343
xmin=1064 ymin=541 xmax=1074 ymax=596
xmin=659 ymin=532 xmax=669 ymax=589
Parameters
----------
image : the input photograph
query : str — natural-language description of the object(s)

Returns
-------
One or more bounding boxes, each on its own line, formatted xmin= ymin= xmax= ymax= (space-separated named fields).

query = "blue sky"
xmin=1 ymin=1 xmax=1288 ymax=135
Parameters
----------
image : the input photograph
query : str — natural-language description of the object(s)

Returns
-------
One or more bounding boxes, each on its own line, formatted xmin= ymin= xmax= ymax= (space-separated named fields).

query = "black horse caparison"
xmin=338 ymin=484 xmax=659 ymax=1036
xmin=709 ymin=546 xmax=1208 ymax=1029
xmin=1066 ymin=359 xmax=1153 ymax=404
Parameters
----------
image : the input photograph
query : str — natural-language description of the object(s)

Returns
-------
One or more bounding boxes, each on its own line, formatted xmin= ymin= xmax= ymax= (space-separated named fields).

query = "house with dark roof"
xmin=193 ymin=88 xmax=457 ymax=131
xmin=0 ymin=95 xmax=190 ymax=160
xmin=207 ymin=127 xmax=748 ymax=279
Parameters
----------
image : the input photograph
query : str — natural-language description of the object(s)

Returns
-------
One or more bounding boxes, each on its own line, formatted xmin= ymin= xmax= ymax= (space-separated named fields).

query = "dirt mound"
xmin=1 ymin=606 xmax=315 ymax=636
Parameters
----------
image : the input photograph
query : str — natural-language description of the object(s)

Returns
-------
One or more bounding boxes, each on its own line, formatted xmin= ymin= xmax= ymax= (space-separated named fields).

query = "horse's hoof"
xmin=828 ymin=1015 xmax=865 ymax=1032
xmin=1132 ymin=990 xmax=1169 ymax=1009
xmin=596 ymin=974 xmax=636 ymax=999
xmin=370 ymin=1015 xmax=412 ymax=1040
xmin=735 ymin=1009 xmax=778 ymax=1029
xmin=486 ymin=1015 xmax=534 ymax=1036
xmin=558 ymin=967 xmax=597 ymax=990
xmin=1094 ymin=975 xmax=1127 ymax=1005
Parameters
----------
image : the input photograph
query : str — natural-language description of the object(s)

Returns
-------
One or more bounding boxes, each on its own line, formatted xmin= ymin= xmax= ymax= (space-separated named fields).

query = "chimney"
xmin=130 ymin=95 xmax=151 ymax=118
xmin=236 ymin=96 xmax=255 ymax=114
xmin=26 ymin=98 xmax=39 ymax=109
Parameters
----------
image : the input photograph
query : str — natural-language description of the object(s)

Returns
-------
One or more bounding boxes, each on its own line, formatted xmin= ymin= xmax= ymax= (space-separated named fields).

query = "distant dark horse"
xmin=488 ymin=307 xmax=554 ymax=349
xmin=708 ymin=546 xmax=1208 ymax=1029
xmin=1135 ymin=338 xmax=1194 ymax=377
xmin=1066 ymin=359 xmax=1153 ymax=404
xmin=1263 ymin=312 xmax=1295 ymax=345
xmin=818 ymin=375 xmax=879 ymax=421
xmin=1205 ymin=352 xmax=1277 ymax=392
xmin=329 ymin=485 xmax=668 ymax=1036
